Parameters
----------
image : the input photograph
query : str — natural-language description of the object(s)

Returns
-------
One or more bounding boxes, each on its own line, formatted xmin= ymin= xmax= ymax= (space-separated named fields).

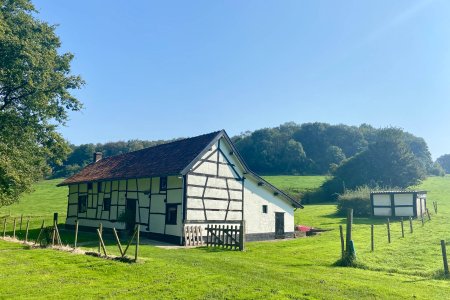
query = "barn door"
xmin=275 ymin=212 xmax=285 ymax=239
xmin=125 ymin=199 xmax=137 ymax=231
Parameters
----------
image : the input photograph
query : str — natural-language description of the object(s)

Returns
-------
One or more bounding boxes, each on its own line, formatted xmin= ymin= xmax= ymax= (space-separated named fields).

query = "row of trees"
xmin=53 ymin=122 xmax=445 ymax=182
xmin=51 ymin=139 xmax=177 ymax=178
xmin=232 ymin=122 xmax=440 ymax=176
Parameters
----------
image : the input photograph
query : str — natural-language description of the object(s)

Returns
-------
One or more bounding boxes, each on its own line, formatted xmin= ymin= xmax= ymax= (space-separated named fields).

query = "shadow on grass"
xmin=321 ymin=211 xmax=414 ymax=226
xmin=194 ymin=246 xmax=242 ymax=253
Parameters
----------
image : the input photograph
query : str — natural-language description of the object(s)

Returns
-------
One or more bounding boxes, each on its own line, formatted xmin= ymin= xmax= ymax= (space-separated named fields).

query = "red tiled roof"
xmin=58 ymin=131 xmax=222 ymax=186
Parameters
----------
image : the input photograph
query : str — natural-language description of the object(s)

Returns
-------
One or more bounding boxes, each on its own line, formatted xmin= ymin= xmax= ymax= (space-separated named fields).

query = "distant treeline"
xmin=233 ymin=122 xmax=441 ymax=176
xmin=52 ymin=122 xmax=445 ymax=178
xmin=51 ymin=139 xmax=179 ymax=178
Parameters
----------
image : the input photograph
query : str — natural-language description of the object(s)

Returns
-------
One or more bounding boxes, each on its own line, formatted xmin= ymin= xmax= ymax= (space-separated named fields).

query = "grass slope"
xmin=0 ymin=176 xmax=450 ymax=299
xmin=263 ymin=175 xmax=328 ymax=196
xmin=0 ymin=179 xmax=66 ymax=217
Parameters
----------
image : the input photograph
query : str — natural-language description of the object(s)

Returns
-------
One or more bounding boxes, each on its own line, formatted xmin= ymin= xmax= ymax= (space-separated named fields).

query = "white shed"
xmin=370 ymin=191 xmax=427 ymax=217
xmin=58 ymin=130 xmax=303 ymax=244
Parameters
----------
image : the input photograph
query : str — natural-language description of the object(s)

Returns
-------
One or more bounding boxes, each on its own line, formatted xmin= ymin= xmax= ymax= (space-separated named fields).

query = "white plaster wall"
xmin=373 ymin=194 xmax=391 ymax=206
xmin=373 ymin=207 xmax=391 ymax=216
xmin=394 ymin=194 xmax=413 ymax=205
xmin=65 ymin=175 xmax=184 ymax=237
xmin=243 ymin=177 xmax=295 ymax=234
xmin=394 ymin=207 xmax=414 ymax=216
xmin=65 ymin=217 xmax=126 ymax=230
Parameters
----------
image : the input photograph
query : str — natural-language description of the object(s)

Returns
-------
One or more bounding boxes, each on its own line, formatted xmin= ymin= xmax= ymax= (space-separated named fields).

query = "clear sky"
xmin=33 ymin=0 xmax=450 ymax=159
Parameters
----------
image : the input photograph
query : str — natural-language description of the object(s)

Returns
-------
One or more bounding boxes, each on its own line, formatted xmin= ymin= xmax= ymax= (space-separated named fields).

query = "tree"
xmin=0 ymin=0 xmax=84 ymax=206
xmin=436 ymin=154 xmax=450 ymax=174
xmin=429 ymin=162 xmax=445 ymax=177
xmin=233 ymin=127 xmax=310 ymax=174
xmin=322 ymin=128 xmax=426 ymax=196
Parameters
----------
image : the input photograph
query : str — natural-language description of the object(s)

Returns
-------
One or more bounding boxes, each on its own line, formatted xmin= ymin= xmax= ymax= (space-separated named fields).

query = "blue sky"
xmin=34 ymin=0 xmax=450 ymax=159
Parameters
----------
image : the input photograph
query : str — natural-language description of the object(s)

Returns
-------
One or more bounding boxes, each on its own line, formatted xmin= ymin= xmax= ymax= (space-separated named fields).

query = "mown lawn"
xmin=0 ymin=176 xmax=450 ymax=299
xmin=0 ymin=179 xmax=67 ymax=217
xmin=263 ymin=175 xmax=328 ymax=199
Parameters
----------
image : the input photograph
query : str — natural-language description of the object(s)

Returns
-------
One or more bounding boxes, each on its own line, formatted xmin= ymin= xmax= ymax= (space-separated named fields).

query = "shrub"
xmin=302 ymin=188 xmax=337 ymax=204
xmin=337 ymin=186 xmax=371 ymax=217
xmin=429 ymin=162 xmax=445 ymax=177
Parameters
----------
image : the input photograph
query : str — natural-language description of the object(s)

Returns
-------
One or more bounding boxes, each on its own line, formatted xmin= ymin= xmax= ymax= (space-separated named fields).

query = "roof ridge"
xmin=58 ymin=130 xmax=224 ymax=186
xmin=97 ymin=130 xmax=223 ymax=162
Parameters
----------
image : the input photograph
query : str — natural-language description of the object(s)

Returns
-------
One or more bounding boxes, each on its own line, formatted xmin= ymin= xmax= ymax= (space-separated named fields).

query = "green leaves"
xmin=333 ymin=128 xmax=426 ymax=190
xmin=0 ymin=0 xmax=83 ymax=206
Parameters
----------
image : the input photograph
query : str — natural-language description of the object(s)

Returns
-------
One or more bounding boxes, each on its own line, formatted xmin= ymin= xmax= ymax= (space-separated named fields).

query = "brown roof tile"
xmin=58 ymin=131 xmax=222 ymax=186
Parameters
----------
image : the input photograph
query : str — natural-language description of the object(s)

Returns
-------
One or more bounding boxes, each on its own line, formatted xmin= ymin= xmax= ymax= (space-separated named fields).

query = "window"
xmin=78 ymin=195 xmax=87 ymax=213
xmin=87 ymin=182 xmax=93 ymax=190
xmin=160 ymin=176 xmax=168 ymax=191
xmin=103 ymin=198 xmax=111 ymax=211
xmin=97 ymin=182 xmax=103 ymax=193
xmin=165 ymin=204 xmax=177 ymax=225
xmin=262 ymin=205 xmax=268 ymax=214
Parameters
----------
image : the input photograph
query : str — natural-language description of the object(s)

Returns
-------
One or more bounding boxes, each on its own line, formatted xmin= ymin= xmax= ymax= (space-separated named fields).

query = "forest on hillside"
xmin=51 ymin=122 xmax=444 ymax=178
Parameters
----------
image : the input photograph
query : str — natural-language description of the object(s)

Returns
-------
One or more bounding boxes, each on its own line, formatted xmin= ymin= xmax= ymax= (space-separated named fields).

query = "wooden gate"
xmin=184 ymin=225 xmax=204 ymax=246
xmin=205 ymin=223 xmax=245 ymax=251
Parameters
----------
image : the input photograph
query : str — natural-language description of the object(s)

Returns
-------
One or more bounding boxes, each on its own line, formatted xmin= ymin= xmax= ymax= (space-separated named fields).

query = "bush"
xmin=429 ymin=162 xmax=445 ymax=177
xmin=337 ymin=186 xmax=372 ymax=217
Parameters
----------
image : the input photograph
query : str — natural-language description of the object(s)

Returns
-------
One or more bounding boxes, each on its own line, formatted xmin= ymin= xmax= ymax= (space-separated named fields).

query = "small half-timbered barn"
xmin=371 ymin=191 xmax=427 ymax=217
xmin=58 ymin=130 xmax=303 ymax=244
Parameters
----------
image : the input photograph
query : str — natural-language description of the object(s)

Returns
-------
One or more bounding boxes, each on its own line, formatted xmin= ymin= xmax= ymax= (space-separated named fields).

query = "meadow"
xmin=0 ymin=176 xmax=450 ymax=299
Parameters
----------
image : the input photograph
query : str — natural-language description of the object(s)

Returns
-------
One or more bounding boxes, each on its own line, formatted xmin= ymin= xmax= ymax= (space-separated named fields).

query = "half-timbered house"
xmin=58 ymin=130 xmax=303 ymax=244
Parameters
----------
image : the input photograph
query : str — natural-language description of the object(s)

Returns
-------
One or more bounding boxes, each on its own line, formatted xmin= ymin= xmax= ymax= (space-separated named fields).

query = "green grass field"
xmin=263 ymin=175 xmax=329 ymax=197
xmin=1 ymin=176 xmax=450 ymax=299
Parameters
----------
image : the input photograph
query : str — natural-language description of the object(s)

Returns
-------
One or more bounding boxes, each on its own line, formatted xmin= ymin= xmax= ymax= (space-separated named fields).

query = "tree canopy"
xmin=232 ymin=122 xmax=433 ymax=176
xmin=436 ymin=154 xmax=450 ymax=174
xmin=0 ymin=0 xmax=83 ymax=206
xmin=334 ymin=128 xmax=426 ymax=189
xmin=52 ymin=122 xmax=436 ymax=182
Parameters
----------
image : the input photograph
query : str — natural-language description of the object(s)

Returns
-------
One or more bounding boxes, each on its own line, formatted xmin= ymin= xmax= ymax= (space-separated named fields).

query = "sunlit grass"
xmin=0 ymin=176 xmax=450 ymax=298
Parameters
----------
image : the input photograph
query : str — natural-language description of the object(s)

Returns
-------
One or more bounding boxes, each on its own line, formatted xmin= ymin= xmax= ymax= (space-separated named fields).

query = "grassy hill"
xmin=0 ymin=176 xmax=450 ymax=298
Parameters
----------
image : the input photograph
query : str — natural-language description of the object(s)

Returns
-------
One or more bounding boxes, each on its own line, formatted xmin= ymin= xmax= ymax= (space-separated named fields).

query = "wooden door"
xmin=125 ymin=199 xmax=137 ymax=230
xmin=275 ymin=212 xmax=285 ymax=239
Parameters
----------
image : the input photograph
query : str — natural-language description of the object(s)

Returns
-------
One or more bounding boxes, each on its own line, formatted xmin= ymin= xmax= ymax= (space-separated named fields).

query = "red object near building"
xmin=295 ymin=225 xmax=312 ymax=232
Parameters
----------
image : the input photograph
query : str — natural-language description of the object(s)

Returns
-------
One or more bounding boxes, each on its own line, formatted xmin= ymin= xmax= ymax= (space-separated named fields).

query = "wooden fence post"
xmin=74 ymin=219 xmax=79 ymax=248
xmin=239 ymin=220 xmax=246 ymax=251
xmin=35 ymin=220 xmax=45 ymax=245
xmin=135 ymin=225 xmax=140 ymax=262
xmin=435 ymin=202 xmax=438 ymax=214
xmin=421 ymin=214 xmax=424 ymax=226
xmin=98 ymin=223 xmax=103 ymax=254
xmin=401 ymin=218 xmax=404 ymax=238
xmin=387 ymin=218 xmax=391 ymax=243
xmin=123 ymin=229 xmax=138 ymax=257
xmin=371 ymin=224 xmax=374 ymax=252
xmin=345 ymin=209 xmax=353 ymax=253
xmin=339 ymin=225 xmax=344 ymax=258
xmin=13 ymin=218 xmax=16 ymax=239
xmin=409 ymin=216 xmax=413 ymax=233
xmin=25 ymin=218 xmax=30 ymax=243
xmin=51 ymin=220 xmax=56 ymax=246
xmin=96 ymin=229 xmax=107 ymax=256
xmin=441 ymin=240 xmax=449 ymax=275
xmin=2 ymin=218 xmax=6 ymax=238
xmin=19 ymin=214 xmax=23 ymax=232
xmin=54 ymin=223 xmax=62 ymax=246
xmin=112 ymin=228 xmax=124 ymax=256
xmin=426 ymin=209 xmax=431 ymax=221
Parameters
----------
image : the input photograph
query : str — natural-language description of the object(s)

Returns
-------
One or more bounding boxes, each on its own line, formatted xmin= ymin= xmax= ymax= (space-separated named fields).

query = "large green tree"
xmin=436 ymin=154 xmax=450 ymax=174
xmin=0 ymin=0 xmax=83 ymax=206
xmin=322 ymin=128 xmax=426 ymax=196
